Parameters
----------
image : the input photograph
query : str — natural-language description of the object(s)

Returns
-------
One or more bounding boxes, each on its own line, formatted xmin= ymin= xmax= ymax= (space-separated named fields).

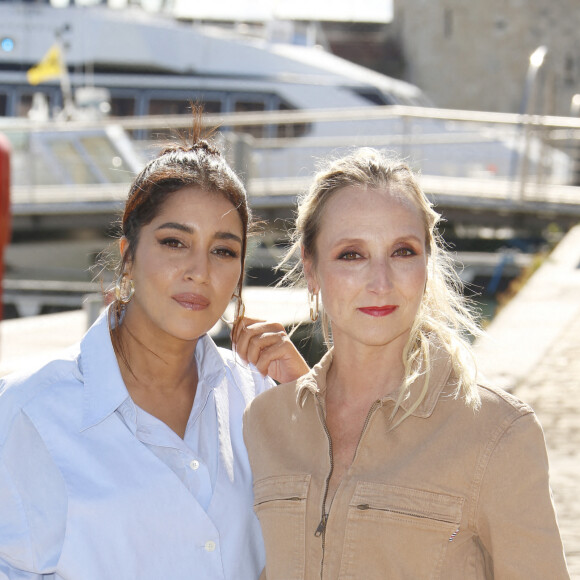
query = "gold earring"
xmin=115 ymin=272 xmax=135 ymax=305
xmin=308 ymin=289 xmax=319 ymax=322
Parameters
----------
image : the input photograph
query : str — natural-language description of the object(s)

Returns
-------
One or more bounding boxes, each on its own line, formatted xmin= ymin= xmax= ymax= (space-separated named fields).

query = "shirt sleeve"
xmin=0 ymin=563 xmax=43 ymax=580
xmin=476 ymin=411 xmax=570 ymax=579
xmin=0 ymin=412 xmax=67 ymax=578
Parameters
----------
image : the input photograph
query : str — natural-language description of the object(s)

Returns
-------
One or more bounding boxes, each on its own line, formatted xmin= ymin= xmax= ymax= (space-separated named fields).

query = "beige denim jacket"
xmin=243 ymin=346 xmax=569 ymax=579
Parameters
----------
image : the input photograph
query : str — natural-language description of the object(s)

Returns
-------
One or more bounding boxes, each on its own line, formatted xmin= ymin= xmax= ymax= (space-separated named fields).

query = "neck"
xmin=114 ymin=313 xmax=199 ymax=397
xmin=326 ymin=338 xmax=406 ymax=407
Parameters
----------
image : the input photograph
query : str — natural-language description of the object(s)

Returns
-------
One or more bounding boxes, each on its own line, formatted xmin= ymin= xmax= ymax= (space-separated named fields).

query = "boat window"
xmin=148 ymin=98 xmax=191 ymax=116
xmin=234 ymin=100 xmax=266 ymax=138
xmin=148 ymin=97 xmax=222 ymax=117
xmin=110 ymin=97 xmax=135 ymax=117
xmin=200 ymin=99 xmax=221 ymax=114
xmin=17 ymin=94 xmax=34 ymax=117
xmin=276 ymin=101 xmax=309 ymax=138
xmin=0 ymin=93 xmax=6 ymax=116
xmin=17 ymin=92 xmax=52 ymax=118
xmin=80 ymin=136 xmax=134 ymax=184
xmin=353 ymin=88 xmax=396 ymax=106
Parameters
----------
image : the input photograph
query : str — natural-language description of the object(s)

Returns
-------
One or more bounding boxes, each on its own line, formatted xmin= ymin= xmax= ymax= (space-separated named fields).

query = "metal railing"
xmin=4 ymin=105 xmax=580 ymax=215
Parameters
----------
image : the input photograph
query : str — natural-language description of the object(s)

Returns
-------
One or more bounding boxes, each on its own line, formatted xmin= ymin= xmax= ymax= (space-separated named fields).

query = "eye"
xmin=160 ymin=237 xmax=185 ymax=249
xmin=393 ymin=246 xmax=416 ymax=257
xmin=213 ymin=247 xmax=240 ymax=259
xmin=338 ymin=250 xmax=361 ymax=260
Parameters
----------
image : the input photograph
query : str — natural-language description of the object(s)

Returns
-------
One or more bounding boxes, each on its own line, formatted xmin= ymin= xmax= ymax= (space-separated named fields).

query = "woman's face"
xmin=304 ymin=185 xmax=428 ymax=353
xmin=122 ymin=186 xmax=244 ymax=344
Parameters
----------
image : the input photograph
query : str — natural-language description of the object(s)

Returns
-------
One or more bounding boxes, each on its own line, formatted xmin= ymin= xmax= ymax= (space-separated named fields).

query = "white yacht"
xmin=0 ymin=1 xmax=429 ymax=121
xmin=1 ymin=1 xmax=572 ymax=186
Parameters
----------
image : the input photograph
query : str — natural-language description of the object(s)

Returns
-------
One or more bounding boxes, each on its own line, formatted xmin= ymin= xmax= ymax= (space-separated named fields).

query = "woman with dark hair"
xmin=0 ymin=116 xmax=308 ymax=580
xmin=243 ymin=148 xmax=569 ymax=579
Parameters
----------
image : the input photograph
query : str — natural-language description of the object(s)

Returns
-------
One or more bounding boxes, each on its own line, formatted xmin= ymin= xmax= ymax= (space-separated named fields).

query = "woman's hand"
xmin=232 ymin=317 xmax=310 ymax=384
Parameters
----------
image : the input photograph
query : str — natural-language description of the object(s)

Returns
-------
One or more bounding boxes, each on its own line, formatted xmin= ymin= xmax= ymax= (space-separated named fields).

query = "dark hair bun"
xmin=158 ymin=139 xmax=220 ymax=158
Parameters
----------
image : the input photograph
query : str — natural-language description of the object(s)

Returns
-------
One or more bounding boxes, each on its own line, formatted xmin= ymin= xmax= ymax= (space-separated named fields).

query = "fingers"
xmin=232 ymin=317 xmax=286 ymax=365
xmin=233 ymin=317 xmax=309 ymax=383
xmin=255 ymin=339 xmax=310 ymax=384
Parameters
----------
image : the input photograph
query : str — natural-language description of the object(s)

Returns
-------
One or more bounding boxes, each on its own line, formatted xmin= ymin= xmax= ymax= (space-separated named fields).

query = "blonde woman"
xmin=242 ymin=148 xmax=569 ymax=579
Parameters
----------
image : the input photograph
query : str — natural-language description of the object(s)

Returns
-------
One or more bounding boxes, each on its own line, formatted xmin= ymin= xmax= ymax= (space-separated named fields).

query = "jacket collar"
xmin=79 ymin=307 xmax=226 ymax=431
xmin=296 ymin=341 xmax=454 ymax=419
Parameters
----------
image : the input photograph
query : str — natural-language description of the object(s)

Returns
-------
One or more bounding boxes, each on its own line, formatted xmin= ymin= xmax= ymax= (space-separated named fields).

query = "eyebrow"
xmin=155 ymin=222 xmax=243 ymax=245
xmin=333 ymin=234 xmax=424 ymax=246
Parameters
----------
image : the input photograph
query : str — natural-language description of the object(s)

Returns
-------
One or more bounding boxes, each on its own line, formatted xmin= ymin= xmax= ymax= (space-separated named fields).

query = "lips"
xmin=358 ymin=305 xmax=398 ymax=317
xmin=172 ymin=293 xmax=210 ymax=311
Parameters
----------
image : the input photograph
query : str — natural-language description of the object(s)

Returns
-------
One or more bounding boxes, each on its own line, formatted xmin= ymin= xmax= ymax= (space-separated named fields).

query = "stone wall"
xmin=391 ymin=0 xmax=580 ymax=115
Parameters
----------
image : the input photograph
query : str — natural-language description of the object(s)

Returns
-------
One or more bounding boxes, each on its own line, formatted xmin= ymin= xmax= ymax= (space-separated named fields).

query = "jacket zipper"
xmin=356 ymin=504 xmax=460 ymax=541
xmin=352 ymin=400 xmax=381 ymax=464
xmin=314 ymin=394 xmax=333 ymax=579
xmin=314 ymin=396 xmax=382 ymax=579
xmin=355 ymin=503 xmax=456 ymax=524
xmin=254 ymin=496 xmax=303 ymax=508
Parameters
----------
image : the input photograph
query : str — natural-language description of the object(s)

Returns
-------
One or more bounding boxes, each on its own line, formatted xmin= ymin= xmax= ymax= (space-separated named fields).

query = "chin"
xmin=159 ymin=320 xmax=210 ymax=343
xmin=359 ymin=330 xmax=408 ymax=348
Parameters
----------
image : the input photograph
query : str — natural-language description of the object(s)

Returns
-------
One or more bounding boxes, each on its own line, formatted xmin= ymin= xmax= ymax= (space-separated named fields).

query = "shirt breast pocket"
xmin=340 ymin=481 xmax=463 ymax=580
xmin=253 ymin=474 xmax=310 ymax=580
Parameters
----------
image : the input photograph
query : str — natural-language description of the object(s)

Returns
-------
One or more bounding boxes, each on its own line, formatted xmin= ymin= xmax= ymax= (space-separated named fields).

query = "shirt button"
xmin=189 ymin=459 xmax=200 ymax=470
xmin=204 ymin=540 xmax=216 ymax=552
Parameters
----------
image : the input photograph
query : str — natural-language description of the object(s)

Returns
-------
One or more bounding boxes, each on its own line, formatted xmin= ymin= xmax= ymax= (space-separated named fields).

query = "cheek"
xmin=402 ymin=266 xmax=428 ymax=303
xmin=132 ymin=253 xmax=177 ymax=289
xmin=229 ymin=266 xmax=243 ymax=292
xmin=218 ymin=262 xmax=243 ymax=294
xmin=319 ymin=267 xmax=358 ymax=303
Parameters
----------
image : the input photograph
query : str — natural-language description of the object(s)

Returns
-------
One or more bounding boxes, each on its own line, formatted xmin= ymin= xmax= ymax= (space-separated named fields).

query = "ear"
xmin=301 ymin=245 xmax=318 ymax=293
xmin=119 ymin=237 xmax=132 ymax=274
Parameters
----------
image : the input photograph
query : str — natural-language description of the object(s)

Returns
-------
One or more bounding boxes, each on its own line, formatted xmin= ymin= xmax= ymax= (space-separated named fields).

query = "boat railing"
xmin=3 ymin=104 xmax=580 ymax=210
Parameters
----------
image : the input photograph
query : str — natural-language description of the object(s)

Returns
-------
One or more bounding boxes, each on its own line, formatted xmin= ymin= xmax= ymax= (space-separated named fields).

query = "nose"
xmin=366 ymin=258 xmax=393 ymax=294
xmin=184 ymin=250 xmax=210 ymax=284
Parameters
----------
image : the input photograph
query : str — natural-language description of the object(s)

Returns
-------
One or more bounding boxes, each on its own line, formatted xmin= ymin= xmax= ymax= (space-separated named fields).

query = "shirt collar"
xmin=296 ymin=341 xmax=454 ymax=419
xmin=79 ymin=307 xmax=226 ymax=432
xmin=80 ymin=307 xmax=130 ymax=431
xmin=194 ymin=332 xmax=226 ymax=389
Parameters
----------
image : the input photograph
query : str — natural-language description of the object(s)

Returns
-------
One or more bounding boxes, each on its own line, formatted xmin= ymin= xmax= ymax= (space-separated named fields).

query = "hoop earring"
xmin=115 ymin=272 xmax=135 ymax=305
xmin=308 ymin=289 xmax=319 ymax=322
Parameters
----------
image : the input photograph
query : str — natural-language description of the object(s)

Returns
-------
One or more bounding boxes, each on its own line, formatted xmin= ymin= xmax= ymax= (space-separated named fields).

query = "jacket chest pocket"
xmin=339 ymin=481 xmax=463 ymax=580
xmin=253 ymin=474 xmax=310 ymax=580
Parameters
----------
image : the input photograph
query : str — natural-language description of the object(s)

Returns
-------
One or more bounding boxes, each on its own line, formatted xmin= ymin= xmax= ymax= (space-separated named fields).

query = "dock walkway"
xmin=474 ymin=224 xmax=580 ymax=577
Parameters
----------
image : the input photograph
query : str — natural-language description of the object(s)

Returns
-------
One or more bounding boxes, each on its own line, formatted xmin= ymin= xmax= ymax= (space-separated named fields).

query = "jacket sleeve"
xmin=475 ymin=411 xmax=569 ymax=579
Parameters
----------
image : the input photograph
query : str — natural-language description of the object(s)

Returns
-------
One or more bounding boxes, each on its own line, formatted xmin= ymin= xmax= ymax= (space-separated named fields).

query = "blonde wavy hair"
xmin=279 ymin=148 xmax=482 ymax=422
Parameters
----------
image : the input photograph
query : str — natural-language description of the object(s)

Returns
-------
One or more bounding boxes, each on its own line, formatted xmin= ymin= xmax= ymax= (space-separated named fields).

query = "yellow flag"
xmin=26 ymin=45 xmax=64 ymax=85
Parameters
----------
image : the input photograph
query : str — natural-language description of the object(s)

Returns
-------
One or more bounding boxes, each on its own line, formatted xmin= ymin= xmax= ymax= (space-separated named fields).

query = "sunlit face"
xmin=122 ymin=186 xmax=244 ymax=344
xmin=304 ymin=185 xmax=428 ymax=353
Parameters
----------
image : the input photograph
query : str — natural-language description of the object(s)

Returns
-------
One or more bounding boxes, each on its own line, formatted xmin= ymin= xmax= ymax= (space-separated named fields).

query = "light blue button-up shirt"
xmin=0 ymin=309 xmax=272 ymax=580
